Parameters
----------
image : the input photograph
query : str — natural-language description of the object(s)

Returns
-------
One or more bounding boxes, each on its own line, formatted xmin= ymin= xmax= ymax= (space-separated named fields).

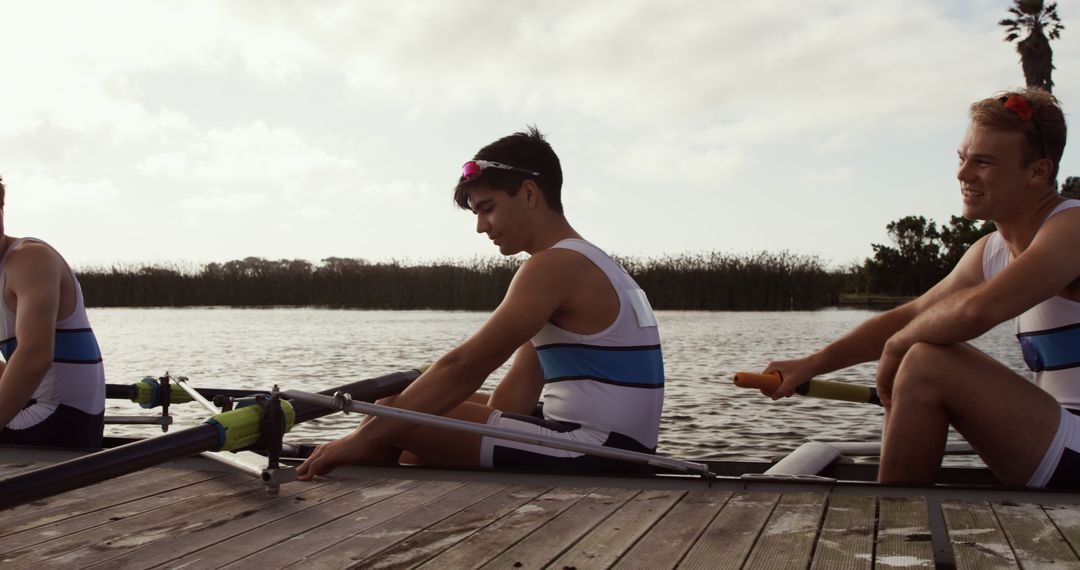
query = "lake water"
xmin=89 ymin=307 xmax=1027 ymax=465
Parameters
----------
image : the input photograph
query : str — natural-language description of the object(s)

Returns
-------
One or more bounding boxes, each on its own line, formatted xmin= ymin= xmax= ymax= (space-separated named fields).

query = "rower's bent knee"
xmin=893 ymin=343 xmax=953 ymax=398
xmin=897 ymin=342 xmax=958 ymax=378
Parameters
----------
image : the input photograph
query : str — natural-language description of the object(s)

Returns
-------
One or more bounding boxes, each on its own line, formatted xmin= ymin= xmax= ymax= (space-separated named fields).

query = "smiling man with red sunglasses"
xmin=760 ymin=88 xmax=1080 ymax=489
xmin=299 ymin=126 xmax=665 ymax=478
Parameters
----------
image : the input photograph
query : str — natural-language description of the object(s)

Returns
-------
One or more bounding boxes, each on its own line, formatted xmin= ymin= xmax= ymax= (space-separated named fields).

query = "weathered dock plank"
xmin=415 ymin=487 xmax=596 ymax=569
xmin=549 ymin=488 xmax=685 ymax=570
xmin=609 ymin=489 xmax=732 ymax=570
xmin=0 ymin=461 xmax=48 ymax=479
xmin=82 ymin=477 xmax=366 ymax=569
xmin=0 ymin=467 xmax=224 ymax=540
xmin=7 ymin=454 xmax=1080 ymax=570
xmin=678 ymin=492 xmax=780 ymax=569
xmin=477 ymin=487 xmax=639 ymax=569
xmin=0 ymin=469 xmax=238 ymax=556
xmin=296 ymin=481 xmax=509 ymax=568
xmin=875 ymin=496 xmax=935 ymax=568
xmin=992 ymin=501 xmax=1080 ymax=567
xmin=810 ymin=494 xmax=876 ymax=570
xmin=744 ymin=492 xmax=827 ymax=570
xmin=942 ymin=500 xmax=1020 ymax=569
xmin=1046 ymin=503 xmax=1080 ymax=558
xmin=359 ymin=485 xmax=551 ymax=570
xmin=0 ymin=472 xmax=272 ymax=568
xmin=209 ymin=478 xmax=453 ymax=569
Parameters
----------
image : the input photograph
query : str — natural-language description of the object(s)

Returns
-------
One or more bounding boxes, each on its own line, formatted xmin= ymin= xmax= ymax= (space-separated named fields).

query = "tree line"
xmin=78 ymin=252 xmax=844 ymax=311
xmin=77 ymin=203 xmax=1067 ymax=310
xmin=847 ymin=216 xmax=996 ymax=297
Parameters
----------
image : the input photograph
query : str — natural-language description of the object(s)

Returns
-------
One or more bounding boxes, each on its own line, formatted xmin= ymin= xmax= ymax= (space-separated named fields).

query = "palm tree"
xmin=1000 ymin=0 xmax=1065 ymax=91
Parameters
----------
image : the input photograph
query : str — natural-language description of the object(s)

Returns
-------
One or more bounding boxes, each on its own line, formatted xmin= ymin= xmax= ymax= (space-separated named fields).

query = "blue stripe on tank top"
xmin=535 ymin=343 xmax=664 ymax=387
xmin=1018 ymin=323 xmax=1080 ymax=372
xmin=0 ymin=329 xmax=102 ymax=364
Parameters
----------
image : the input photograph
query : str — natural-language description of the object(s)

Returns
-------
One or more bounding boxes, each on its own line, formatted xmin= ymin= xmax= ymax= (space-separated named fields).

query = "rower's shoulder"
xmin=4 ymin=239 xmax=65 ymax=275
xmin=522 ymin=245 xmax=596 ymax=273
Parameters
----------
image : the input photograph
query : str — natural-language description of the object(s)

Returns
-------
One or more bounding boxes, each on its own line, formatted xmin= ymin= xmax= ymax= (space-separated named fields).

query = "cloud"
xmin=1 ymin=0 xmax=1075 ymax=267
xmin=180 ymin=190 xmax=265 ymax=212
xmin=138 ymin=121 xmax=359 ymax=184
xmin=5 ymin=171 xmax=121 ymax=209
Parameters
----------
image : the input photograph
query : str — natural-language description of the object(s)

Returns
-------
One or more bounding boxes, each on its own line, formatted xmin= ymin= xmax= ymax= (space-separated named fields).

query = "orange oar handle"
xmin=732 ymin=372 xmax=781 ymax=391
xmin=732 ymin=371 xmax=880 ymax=405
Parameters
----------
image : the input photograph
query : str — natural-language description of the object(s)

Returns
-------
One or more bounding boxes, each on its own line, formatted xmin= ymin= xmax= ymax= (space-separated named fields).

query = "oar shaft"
xmin=281 ymin=389 xmax=712 ymax=476
xmin=105 ymin=383 xmax=270 ymax=403
xmin=0 ymin=426 xmax=220 ymax=510
xmin=0 ymin=369 xmax=422 ymax=510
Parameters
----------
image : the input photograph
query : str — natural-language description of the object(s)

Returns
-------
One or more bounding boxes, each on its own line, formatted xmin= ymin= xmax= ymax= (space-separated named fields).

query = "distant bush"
xmin=77 ymin=251 xmax=844 ymax=311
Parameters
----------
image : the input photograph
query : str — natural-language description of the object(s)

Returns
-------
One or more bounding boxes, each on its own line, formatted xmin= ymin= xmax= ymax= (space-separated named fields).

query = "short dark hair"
xmin=453 ymin=126 xmax=564 ymax=213
xmin=0 ymin=175 xmax=5 ymax=209
xmin=970 ymin=88 xmax=1067 ymax=184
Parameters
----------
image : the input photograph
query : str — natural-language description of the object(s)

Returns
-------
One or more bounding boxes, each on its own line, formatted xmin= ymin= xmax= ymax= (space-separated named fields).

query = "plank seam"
xmin=671 ymin=490 xmax=737 ymax=569
xmin=606 ymin=490 xmax=685 ymax=568
xmin=739 ymin=493 xmax=783 ymax=569
xmin=1042 ymin=504 xmax=1080 ymax=562
xmin=804 ymin=491 xmax=832 ymax=569
xmin=539 ymin=489 xmax=641 ymax=569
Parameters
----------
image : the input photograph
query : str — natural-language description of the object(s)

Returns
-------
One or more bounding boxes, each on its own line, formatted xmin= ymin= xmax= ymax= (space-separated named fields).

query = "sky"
xmin=1 ymin=0 xmax=1077 ymax=270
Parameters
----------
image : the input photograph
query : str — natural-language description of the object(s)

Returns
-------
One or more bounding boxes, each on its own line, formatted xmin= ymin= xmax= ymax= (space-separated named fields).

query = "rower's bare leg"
xmin=393 ymin=402 xmax=493 ymax=468
xmin=398 ymin=392 xmax=489 ymax=465
xmin=880 ymin=342 xmax=1061 ymax=485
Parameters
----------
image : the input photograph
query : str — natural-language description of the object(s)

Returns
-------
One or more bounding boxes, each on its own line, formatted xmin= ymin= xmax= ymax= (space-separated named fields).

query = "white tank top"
xmin=982 ymin=200 xmax=1080 ymax=410
xmin=530 ymin=239 xmax=664 ymax=449
xmin=0 ymin=238 xmax=106 ymax=428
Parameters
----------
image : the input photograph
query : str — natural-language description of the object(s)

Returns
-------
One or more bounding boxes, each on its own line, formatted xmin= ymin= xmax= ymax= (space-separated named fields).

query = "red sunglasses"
xmin=461 ymin=160 xmax=540 ymax=181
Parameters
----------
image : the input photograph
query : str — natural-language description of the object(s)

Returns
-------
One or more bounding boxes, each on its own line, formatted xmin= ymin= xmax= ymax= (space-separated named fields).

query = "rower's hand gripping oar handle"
xmin=733 ymin=372 xmax=882 ymax=406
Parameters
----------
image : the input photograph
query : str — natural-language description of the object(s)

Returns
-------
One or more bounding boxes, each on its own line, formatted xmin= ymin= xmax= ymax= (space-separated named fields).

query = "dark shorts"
xmin=1044 ymin=408 xmax=1080 ymax=489
xmin=0 ymin=403 xmax=104 ymax=449
xmin=480 ymin=407 xmax=656 ymax=476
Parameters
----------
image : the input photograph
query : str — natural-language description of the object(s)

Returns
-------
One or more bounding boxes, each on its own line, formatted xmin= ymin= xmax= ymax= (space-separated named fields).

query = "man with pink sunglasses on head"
xmin=761 ymin=88 xmax=1080 ymax=489
xmin=299 ymin=126 xmax=664 ymax=478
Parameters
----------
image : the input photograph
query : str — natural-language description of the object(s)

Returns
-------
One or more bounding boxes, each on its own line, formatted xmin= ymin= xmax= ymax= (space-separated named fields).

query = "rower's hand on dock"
xmin=297 ymin=433 xmax=393 ymax=480
xmin=763 ymin=358 xmax=814 ymax=400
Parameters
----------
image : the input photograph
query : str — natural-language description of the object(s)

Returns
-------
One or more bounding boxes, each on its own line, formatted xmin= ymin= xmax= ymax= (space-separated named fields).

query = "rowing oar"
xmin=282 ymin=389 xmax=714 ymax=477
xmin=732 ymin=372 xmax=882 ymax=406
xmin=105 ymin=379 xmax=268 ymax=407
xmin=0 ymin=368 xmax=422 ymax=510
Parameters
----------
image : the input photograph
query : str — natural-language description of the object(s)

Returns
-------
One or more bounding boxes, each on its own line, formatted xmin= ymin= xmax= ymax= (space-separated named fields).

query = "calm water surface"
xmin=89 ymin=308 xmax=1025 ymax=464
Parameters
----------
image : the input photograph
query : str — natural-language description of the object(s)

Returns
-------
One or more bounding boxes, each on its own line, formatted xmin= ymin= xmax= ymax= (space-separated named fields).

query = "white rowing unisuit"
xmin=480 ymin=239 xmax=664 ymax=471
xmin=0 ymin=238 xmax=106 ymax=433
xmin=981 ymin=199 xmax=1080 ymax=488
xmin=982 ymin=199 xmax=1080 ymax=408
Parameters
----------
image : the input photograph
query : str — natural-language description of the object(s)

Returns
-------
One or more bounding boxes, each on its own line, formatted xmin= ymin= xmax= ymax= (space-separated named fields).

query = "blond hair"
xmin=969 ymin=88 xmax=1067 ymax=184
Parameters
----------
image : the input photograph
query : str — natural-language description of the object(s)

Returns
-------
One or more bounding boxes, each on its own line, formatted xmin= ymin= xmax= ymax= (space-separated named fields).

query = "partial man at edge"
xmin=761 ymin=88 xmax=1079 ymax=489
xmin=0 ymin=176 xmax=107 ymax=449
xmin=298 ymin=127 xmax=664 ymax=478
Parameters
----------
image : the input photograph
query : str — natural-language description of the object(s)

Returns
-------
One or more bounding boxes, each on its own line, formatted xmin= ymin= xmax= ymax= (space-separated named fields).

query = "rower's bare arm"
xmin=359 ymin=251 xmax=571 ymax=442
xmin=763 ymin=235 xmax=989 ymax=397
xmin=0 ymin=244 xmax=63 ymax=428
xmin=488 ymin=343 xmax=545 ymax=414
xmin=893 ymin=209 xmax=1080 ymax=348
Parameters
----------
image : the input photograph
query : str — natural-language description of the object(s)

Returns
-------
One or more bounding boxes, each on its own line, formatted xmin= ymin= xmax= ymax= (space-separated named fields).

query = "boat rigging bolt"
xmin=332 ymin=391 xmax=354 ymax=414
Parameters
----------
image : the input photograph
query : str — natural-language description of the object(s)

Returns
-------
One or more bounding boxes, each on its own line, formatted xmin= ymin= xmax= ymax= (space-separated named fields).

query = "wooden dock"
xmin=2 ymin=458 xmax=1080 ymax=569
